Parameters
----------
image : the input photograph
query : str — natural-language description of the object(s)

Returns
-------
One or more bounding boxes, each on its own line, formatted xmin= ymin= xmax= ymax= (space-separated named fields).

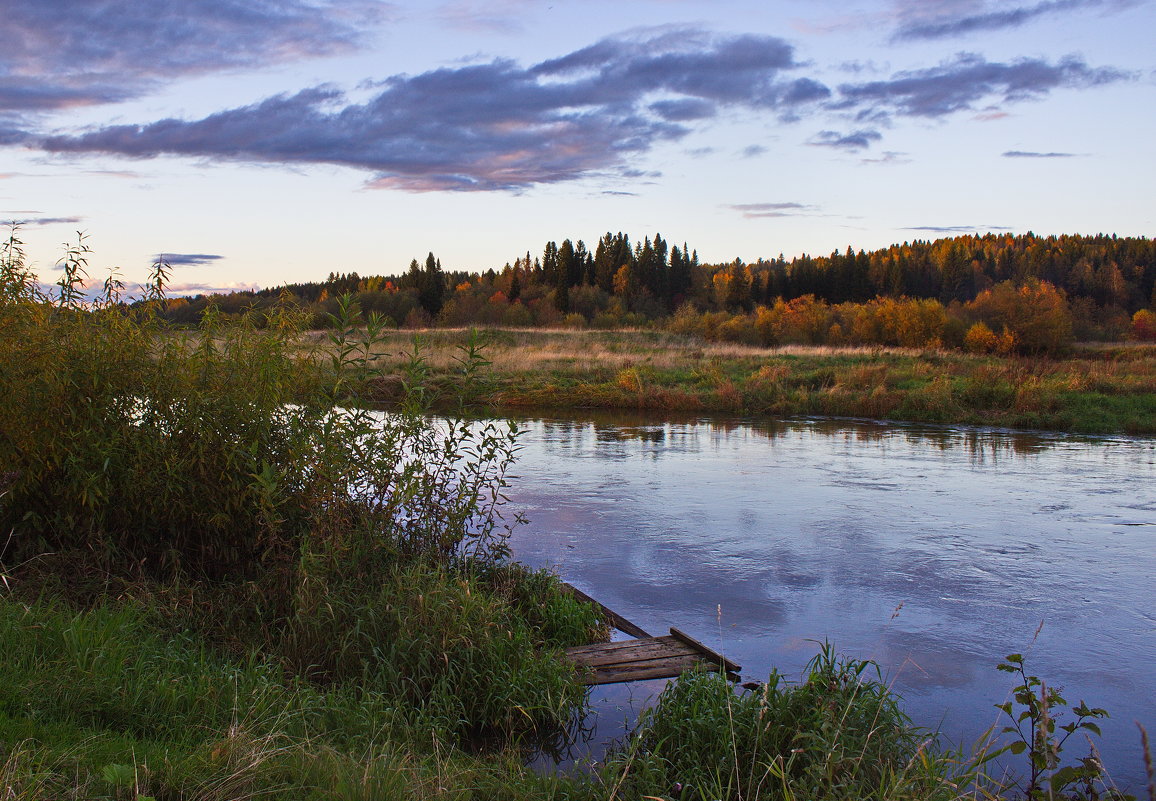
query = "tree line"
xmin=154 ymin=231 xmax=1156 ymax=350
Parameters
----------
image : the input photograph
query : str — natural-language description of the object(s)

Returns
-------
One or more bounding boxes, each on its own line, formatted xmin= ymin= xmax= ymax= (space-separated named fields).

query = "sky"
xmin=1 ymin=0 xmax=1153 ymax=295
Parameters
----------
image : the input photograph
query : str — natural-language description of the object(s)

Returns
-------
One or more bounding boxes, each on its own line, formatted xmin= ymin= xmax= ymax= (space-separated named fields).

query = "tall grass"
xmin=602 ymin=646 xmax=987 ymax=801
xmin=0 ymin=232 xmax=530 ymax=587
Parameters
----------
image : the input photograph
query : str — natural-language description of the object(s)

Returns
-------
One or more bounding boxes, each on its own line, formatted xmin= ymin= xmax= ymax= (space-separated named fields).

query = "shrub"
xmin=0 ymin=234 xmax=521 ymax=590
xmin=965 ymin=321 xmax=999 ymax=353
xmin=1130 ymin=308 xmax=1156 ymax=341
xmin=966 ymin=279 xmax=1073 ymax=355
xmin=605 ymin=646 xmax=974 ymax=801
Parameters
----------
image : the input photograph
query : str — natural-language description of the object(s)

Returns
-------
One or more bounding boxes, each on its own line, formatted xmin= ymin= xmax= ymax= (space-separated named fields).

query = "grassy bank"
xmin=345 ymin=328 xmax=1156 ymax=436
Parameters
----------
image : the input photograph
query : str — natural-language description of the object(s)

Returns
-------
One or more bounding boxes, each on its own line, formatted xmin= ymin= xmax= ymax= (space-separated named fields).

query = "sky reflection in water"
xmin=502 ymin=413 xmax=1156 ymax=789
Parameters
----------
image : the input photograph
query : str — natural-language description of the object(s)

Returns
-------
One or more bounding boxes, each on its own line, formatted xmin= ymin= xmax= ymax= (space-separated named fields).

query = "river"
xmin=499 ymin=411 xmax=1156 ymax=792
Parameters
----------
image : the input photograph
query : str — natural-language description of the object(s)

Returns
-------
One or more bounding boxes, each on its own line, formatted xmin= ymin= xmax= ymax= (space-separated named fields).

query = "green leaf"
xmin=1082 ymin=722 xmax=1102 ymax=736
xmin=1050 ymin=766 xmax=1078 ymax=790
xmin=1008 ymin=741 xmax=1027 ymax=755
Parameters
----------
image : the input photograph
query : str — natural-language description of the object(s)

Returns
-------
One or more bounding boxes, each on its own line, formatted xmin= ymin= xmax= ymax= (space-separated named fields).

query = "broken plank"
xmin=561 ymin=582 xmax=652 ymax=638
xmin=669 ymin=626 xmax=742 ymax=675
xmin=565 ymin=637 xmax=684 ymax=668
xmin=584 ymin=655 xmax=725 ymax=685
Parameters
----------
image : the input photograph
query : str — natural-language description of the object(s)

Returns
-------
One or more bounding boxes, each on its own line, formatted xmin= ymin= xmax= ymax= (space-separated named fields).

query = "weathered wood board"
xmin=565 ymin=630 xmax=742 ymax=686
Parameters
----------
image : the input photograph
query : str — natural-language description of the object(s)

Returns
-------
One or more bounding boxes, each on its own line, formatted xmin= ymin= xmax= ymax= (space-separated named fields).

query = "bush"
xmin=605 ymin=645 xmax=974 ymax=801
xmin=966 ymin=279 xmax=1073 ymax=355
xmin=0 ymin=230 xmax=607 ymax=753
xmin=0 ymin=232 xmax=522 ymax=591
xmin=1130 ymin=308 xmax=1156 ymax=341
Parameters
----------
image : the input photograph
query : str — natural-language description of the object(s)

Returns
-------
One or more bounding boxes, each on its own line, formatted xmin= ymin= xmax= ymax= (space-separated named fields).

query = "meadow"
xmin=346 ymin=328 xmax=1156 ymax=436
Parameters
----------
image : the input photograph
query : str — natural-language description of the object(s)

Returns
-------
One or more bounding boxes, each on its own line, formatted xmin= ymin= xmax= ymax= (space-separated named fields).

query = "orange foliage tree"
xmin=1131 ymin=308 xmax=1156 ymax=341
xmin=965 ymin=279 xmax=1073 ymax=354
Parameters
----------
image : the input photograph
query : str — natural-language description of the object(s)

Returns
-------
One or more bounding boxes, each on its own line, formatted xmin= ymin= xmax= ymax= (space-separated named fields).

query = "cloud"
xmin=903 ymin=224 xmax=1014 ymax=233
xmin=1002 ymin=149 xmax=1078 ymax=157
xmin=23 ymin=26 xmax=1132 ymax=191
xmin=741 ymin=144 xmax=767 ymax=158
xmin=834 ymin=53 xmax=1130 ymax=119
xmin=0 ymin=0 xmax=391 ymax=114
xmin=892 ymin=0 xmax=1129 ymax=41
xmin=153 ymin=253 xmax=225 ymax=266
xmin=0 ymin=119 xmax=30 ymax=145
xmin=163 ymin=282 xmax=259 ymax=295
xmin=94 ymin=280 xmax=260 ymax=297
xmin=860 ymin=150 xmax=912 ymax=165
xmin=0 ymin=215 xmax=83 ymax=226
xmin=83 ymin=170 xmax=144 ymax=179
xmin=649 ymin=98 xmax=717 ymax=122
xmin=809 ymin=129 xmax=883 ymax=150
xmin=40 ymin=29 xmax=831 ymax=192
xmin=726 ymin=202 xmax=818 ymax=219
xmin=436 ymin=0 xmax=536 ymax=33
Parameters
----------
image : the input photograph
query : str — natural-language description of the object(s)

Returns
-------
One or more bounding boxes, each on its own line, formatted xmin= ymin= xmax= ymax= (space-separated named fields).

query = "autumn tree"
xmin=966 ymin=279 xmax=1072 ymax=354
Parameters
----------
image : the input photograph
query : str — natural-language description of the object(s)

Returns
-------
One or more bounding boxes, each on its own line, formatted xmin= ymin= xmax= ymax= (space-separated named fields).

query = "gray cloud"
xmin=0 ymin=0 xmax=390 ymax=114
xmin=649 ymin=98 xmax=718 ymax=122
xmin=834 ymin=53 xmax=1130 ymax=119
xmin=40 ymin=30 xmax=830 ymax=192
xmin=860 ymin=150 xmax=912 ymax=165
xmin=153 ymin=253 xmax=225 ymax=266
xmin=436 ymin=0 xmax=536 ymax=33
xmin=741 ymin=144 xmax=767 ymax=158
xmin=165 ymin=282 xmax=260 ymax=295
xmin=1002 ymin=149 xmax=1078 ymax=157
xmin=1 ymin=215 xmax=83 ymax=226
xmin=809 ymin=129 xmax=883 ymax=150
xmin=904 ymin=224 xmax=1014 ymax=233
xmin=23 ymin=24 xmax=1132 ymax=193
xmin=892 ymin=0 xmax=1129 ymax=41
xmin=727 ymin=202 xmax=818 ymax=219
xmin=0 ymin=118 xmax=30 ymax=145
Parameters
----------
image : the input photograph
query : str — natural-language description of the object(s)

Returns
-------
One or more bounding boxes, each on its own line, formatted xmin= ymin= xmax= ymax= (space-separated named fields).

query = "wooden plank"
xmin=561 ymin=582 xmax=652 ymax=639
xmin=669 ymin=627 xmax=742 ymax=675
xmin=566 ymin=637 xmax=684 ymax=668
xmin=564 ymin=635 xmax=679 ymax=658
xmin=585 ymin=655 xmax=724 ymax=685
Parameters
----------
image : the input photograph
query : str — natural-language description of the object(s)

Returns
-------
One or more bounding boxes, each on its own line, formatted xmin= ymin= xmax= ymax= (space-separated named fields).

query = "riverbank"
xmin=350 ymin=329 xmax=1156 ymax=435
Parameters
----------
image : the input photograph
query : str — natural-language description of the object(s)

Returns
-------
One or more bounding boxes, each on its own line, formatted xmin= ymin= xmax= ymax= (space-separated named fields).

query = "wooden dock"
xmin=560 ymin=583 xmax=741 ymax=686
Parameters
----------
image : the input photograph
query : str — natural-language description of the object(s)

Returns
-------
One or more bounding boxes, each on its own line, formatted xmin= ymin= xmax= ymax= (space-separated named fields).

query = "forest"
xmin=155 ymin=232 xmax=1156 ymax=354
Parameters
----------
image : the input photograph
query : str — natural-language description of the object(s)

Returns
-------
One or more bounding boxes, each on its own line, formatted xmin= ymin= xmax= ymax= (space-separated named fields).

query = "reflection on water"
xmin=503 ymin=411 xmax=1156 ymax=789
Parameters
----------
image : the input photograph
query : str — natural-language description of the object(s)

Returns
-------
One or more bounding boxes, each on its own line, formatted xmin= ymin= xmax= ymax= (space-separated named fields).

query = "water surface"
xmin=502 ymin=412 xmax=1156 ymax=789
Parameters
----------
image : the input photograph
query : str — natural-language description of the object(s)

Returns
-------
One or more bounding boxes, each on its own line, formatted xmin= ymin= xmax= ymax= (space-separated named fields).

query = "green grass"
xmin=0 ymin=574 xmax=607 ymax=800
xmin=602 ymin=648 xmax=987 ymax=801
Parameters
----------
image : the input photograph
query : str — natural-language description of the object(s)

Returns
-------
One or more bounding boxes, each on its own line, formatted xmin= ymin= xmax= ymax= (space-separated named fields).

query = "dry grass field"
xmin=323 ymin=327 xmax=1156 ymax=435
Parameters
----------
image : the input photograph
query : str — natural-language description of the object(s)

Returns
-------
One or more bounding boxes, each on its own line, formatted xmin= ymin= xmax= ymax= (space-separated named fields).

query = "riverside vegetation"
xmin=148 ymin=230 xmax=1156 ymax=436
xmin=330 ymin=328 xmax=1156 ymax=436
xmin=2 ymin=231 xmax=1153 ymax=800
